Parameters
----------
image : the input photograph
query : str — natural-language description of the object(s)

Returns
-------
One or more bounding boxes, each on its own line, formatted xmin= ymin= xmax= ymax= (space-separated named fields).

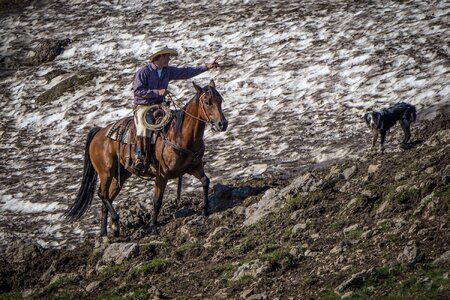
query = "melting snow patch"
xmin=1 ymin=198 xmax=64 ymax=214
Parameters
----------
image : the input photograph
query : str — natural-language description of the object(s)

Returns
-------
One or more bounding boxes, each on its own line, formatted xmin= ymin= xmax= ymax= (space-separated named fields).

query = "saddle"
xmin=106 ymin=117 xmax=139 ymax=169
xmin=105 ymin=111 xmax=172 ymax=169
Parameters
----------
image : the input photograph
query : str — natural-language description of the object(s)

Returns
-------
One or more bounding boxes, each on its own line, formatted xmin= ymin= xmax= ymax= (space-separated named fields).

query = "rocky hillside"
xmin=1 ymin=116 xmax=449 ymax=299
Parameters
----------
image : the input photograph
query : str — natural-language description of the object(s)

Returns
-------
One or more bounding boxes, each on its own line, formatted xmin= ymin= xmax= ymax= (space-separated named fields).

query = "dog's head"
xmin=364 ymin=112 xmax=383 ymax=129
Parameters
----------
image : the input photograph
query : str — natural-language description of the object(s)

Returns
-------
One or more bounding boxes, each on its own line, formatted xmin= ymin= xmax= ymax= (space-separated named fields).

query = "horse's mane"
xmin=173 ymin=90 xmax=204 ymax=136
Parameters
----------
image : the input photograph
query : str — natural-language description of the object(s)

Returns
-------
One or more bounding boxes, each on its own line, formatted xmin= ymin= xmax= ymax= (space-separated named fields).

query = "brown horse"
xmin=66 ymin=79 xmax=227 ymax=236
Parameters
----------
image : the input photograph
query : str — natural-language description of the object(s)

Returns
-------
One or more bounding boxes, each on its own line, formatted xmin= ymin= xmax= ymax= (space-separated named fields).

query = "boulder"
xmin=335 ymin=268 xmax=375 ymax=293
xmin=32 ymin=38 xmax=71 ymax=64
xmin=397 ymin=244 xmax=424 ymax=266
xmin=101 ymin=243 xmax=140 ymax=265
xmin=231 ymin=259 xmax=270 ymax=281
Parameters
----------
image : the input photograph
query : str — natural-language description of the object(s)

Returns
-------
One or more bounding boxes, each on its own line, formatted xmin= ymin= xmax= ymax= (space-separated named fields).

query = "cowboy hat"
xmin=148 ymin=45 xmax=178 ymax=61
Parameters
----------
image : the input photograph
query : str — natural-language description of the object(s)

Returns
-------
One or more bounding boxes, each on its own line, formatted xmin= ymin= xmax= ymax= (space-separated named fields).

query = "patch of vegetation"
xmin=231 ymin=274 xmax=255 ymax=287
xmin=237 ymin=238 xmax=256 ymax=254
xmin=97 ymin=288 xmax=122 ymax=300
xmin=285 ymin=192 xmax=323 ymax=212
xmin=317 ymin=290 xmax=341 ymax=300
xmin=134 ymin=258 xmax=171 ymax=275
xmin=175 ymin=242 xmax=199 ymax=257
xmin=261 ymin=249 xmax=296 ymax=271
xmin=0 ymin=292 xmax=23 ymax=300
xmin=384 ymin=187 xmax=419 ymax=205
xmin=344 ymin=265 xmax=450 ymax=299
xmin=213 ymin=263 xmax=236 ymax=280
xmin=43 ymin=276 xmax=79 ymax=295
xmin=303 ymin=276 xmax=320 ymax=286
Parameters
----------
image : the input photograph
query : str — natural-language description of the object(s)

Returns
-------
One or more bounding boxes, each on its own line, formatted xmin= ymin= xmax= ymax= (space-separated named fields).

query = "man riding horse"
xmin=133 ymin=45 xmax=218 ymax=172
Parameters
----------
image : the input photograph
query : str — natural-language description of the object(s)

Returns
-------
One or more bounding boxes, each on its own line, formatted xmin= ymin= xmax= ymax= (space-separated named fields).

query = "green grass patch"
xmin=0 ymin=293 xmax=24 ymax=300
xmin=134 ymin=258 xmax=171 ymax=275
xmin=303 ymin=276 xmax=320 ymax=286
xmin=384 ymin=187 xmax=419 ymax=205
xmin=237 ymin=238 xmax=256 ymax=254
xmin=285 ymin=192 xmax=324 ymax=212
xmin=261 ymin=249 xmax=296 ymax=271
xmin=175 ymin=242 xmax=198 ymax=257
xmin=97 ymin=288 xmax=122 ymax=300
xmin=340 ymin=265 xmax=450 ymax=299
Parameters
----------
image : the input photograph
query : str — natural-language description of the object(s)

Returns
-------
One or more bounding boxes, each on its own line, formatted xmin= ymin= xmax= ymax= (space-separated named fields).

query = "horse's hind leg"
xmin=98 ymin=171 xmax=130 ymax=237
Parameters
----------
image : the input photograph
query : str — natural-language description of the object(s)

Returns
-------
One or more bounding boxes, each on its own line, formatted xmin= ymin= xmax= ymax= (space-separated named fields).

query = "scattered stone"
xmin=206 ymin=226 xmax=229 ymax=242
xmin=343 ymin=166 xmax=357 ymax=180
xmin=291 ymin=223 xmax=307 ymax=234
xmin=85 ymin=281 xmax=101 ymax=293
xmin=424 ymin=167 xmax=434 ymax=175
xmin=247 ymin=294 xmax=267 ymax=300
xmin=394 ymin=171 xmax=406 ymax=181
xmin=368 ymin=164 xmax=381 ymax=174
xmin=433 ymin=250 xmax=450 ymax=266
xmin=325 ymin=165 xmax=342 ymax=180
xmin=101 ymin=243 xmax=140 ymax=265
xmin=231 ymin=260 xmax=270 ymax=281
xmin=335 ymin=268 xmax=375 ymax=293
xmin=343 ymin=224 xmax=360 ymax=234
xmin=397 ymin=244 xmax=424 ymax=266
xmin=376 ymin=200 xmax=390 ymax=215
xmin=36 ymin=69 xmax=101 ymax=105
xmin=32 ymin=38 xmax=71 ymax=64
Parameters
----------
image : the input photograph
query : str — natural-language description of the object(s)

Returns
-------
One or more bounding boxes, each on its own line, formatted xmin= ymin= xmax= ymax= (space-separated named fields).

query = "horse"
xmin=66 ymin=79 xmax=228 ymax=236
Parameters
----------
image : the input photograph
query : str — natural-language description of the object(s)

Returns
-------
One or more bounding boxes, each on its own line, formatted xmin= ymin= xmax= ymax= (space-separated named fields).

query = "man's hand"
xmin=158 ymin=89 xmax=168 ymax=96
xmin=206 ymin=58 xmax=219 ymax=70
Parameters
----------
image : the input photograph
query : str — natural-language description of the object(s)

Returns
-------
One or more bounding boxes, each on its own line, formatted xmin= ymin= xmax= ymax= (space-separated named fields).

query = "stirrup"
xmin=132 ymin=157 xmax=145 ymax=172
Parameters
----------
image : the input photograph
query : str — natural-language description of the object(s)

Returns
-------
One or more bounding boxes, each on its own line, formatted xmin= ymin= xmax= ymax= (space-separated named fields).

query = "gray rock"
xmin=433 ymin=250 xmax=450 ymax=265
xmin=343 ymin=166 xmax=357 ymax=180
xmin=335 ymin=268 xmax=375 ymax=293
xmin=394 ymin=171 xmax=406 ymax=181
xmin=247 ymin=294 xmax=267 ymax=300
xmin=291 ymin=223 xmax=307 ymax=234
xmin=368 ymin=164 xmax=381 ymax=174
xmin=36 ymin=69 xmax=101 ymax=105
xmin=244 ymin=172 xmax=323 ymax=226
xmin=32 ymin=38 xmax=71 ymax=64
xmin=397 ymin=244 xmax=424 ymax=266
xmin=231 ymin=259 xmax=270 ymax=281
xmin=85 ymin=281 xmax=102 ymax=293
xmin=102 ymin=243 xmax=140 ymax=265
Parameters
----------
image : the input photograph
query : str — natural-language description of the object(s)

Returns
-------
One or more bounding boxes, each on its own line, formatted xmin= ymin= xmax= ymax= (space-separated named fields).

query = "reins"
xmin=167 ymin=91 xmax=211 ymax=124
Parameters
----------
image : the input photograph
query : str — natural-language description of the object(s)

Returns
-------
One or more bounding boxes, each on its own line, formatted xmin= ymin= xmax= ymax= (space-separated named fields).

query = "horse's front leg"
xmin=146 ymin=176 xmax=168 ymax=235
xmin=190 ymin=167 xmax=210 ymax=217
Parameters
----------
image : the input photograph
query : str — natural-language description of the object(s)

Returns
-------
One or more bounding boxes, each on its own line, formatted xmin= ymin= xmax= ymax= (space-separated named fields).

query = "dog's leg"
xmin=371 ymin=129 xmax=379 ymax=150
xmin=379 ymin=130 xmax=386 ymax=152
xmin=400 ymin=119 xmax=411 ymax=144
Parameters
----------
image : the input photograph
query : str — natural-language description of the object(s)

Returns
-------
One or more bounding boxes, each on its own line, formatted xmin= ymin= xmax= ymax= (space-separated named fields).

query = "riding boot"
xmin=132 ymin=137 xmax=146 ymax=172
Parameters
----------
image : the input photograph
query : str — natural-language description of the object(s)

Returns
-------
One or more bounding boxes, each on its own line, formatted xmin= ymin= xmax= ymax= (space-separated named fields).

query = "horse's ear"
xmin=192 ymin=82 xmax=202 ymax=94
xmin=209 ymin=79 xmax=216 ymax=89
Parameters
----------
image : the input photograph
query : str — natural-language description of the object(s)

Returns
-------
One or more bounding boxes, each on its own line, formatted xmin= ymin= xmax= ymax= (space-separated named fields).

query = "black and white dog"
xmin=364 ymin=102 xmax=416 ymax=151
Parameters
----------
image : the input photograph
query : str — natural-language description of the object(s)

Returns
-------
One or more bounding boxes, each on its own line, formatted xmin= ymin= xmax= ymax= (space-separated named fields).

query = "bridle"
xmin=167 ymin=88 xmax=218 ymax=125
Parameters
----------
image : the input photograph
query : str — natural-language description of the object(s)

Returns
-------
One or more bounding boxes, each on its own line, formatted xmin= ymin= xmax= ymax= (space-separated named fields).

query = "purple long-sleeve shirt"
xmin=133 ymin=62 xmax=208 ymax=105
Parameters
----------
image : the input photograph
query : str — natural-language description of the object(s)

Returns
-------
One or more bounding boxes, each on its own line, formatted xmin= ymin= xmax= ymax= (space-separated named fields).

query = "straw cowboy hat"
xmin=148 ymin=45 xmax=178 ymax=61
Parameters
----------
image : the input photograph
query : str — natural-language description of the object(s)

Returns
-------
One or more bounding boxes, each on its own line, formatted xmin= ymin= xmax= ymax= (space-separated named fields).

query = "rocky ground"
xmin=1 ymin=115 xmax=449 ymax=299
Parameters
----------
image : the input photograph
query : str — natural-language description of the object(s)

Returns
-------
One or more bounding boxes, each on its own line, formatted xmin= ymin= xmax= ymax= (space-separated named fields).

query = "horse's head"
xmin=193 ymin=79 xmax=228 ymax=131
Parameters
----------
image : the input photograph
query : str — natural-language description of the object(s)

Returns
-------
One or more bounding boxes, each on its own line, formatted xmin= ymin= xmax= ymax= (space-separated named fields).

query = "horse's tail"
xmin=65 ymin=126 xmax=102 ymax=220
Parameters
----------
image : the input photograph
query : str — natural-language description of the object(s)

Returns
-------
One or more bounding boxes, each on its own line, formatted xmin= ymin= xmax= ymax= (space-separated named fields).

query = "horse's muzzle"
xmin=213 ymin=119 xmax=228 ymax=131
